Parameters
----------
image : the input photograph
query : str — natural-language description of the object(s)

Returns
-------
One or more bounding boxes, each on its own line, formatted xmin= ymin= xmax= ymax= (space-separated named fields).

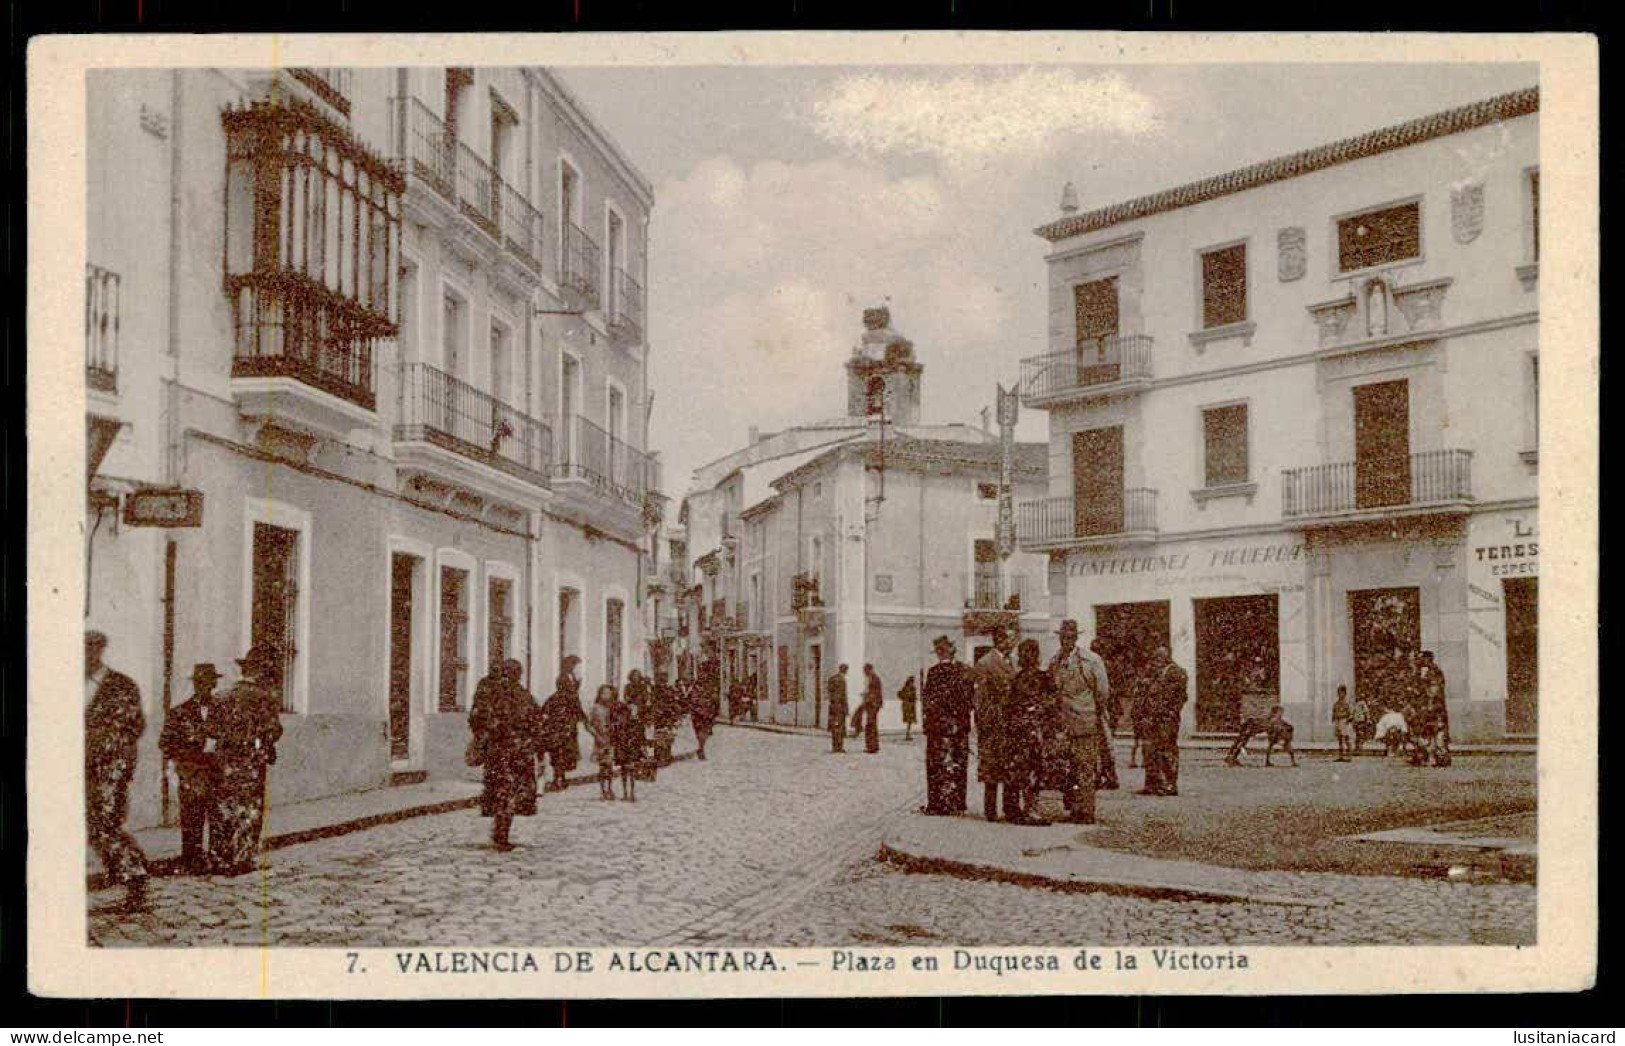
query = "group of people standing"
xmin=468 ymin=656 xmax=722 ymax=849
xmin=85 ymin=629 xmax=285 ymax=914
xmin=916 ymin=620 xmax=1192 ymax=827
xmin=824 ymin=663 xmax=886 ymax=754
xmin=1332 ymin=647 xmax=1451 ymax=766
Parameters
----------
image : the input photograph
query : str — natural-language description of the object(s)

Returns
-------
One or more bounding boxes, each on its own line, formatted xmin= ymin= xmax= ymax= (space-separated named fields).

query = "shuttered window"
xmin=1203 ymin=404 xmax=1250 ymax=487
xmin=1337 ymin=201 xmax=1421 ymax=272
xmin=1200 ymin=243 xmax=1247 ymax=328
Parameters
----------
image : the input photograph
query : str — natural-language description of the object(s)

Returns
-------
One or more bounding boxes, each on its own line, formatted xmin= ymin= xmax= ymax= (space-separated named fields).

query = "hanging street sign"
xmin=123 ymin=488 xmax=205 ymax=528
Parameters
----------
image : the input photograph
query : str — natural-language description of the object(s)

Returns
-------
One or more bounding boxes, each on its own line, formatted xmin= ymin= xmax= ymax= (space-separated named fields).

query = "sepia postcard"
xmin=28 ymin=30 xmax=1597 ymax=999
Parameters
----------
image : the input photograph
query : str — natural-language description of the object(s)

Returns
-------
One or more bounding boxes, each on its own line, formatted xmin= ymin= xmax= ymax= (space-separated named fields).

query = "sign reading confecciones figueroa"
xmin=1066 ymin=542 xmax=1306 ymax=577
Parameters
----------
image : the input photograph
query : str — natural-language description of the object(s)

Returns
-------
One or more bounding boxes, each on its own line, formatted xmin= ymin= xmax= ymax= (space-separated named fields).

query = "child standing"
xmin=1331 ymin=684 xmax=1355 ymax=762
xmin=609 ymin=686 xmax=642 ymax=802
xmin=589 ymin=684 xmax=617 ymax=800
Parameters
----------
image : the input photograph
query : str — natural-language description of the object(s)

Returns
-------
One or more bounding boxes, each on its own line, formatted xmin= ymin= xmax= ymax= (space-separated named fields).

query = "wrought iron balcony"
xmin=790 ymin=572 xmax=823 ymax=611
xmin=967 ymin=572 xmax=1030 ymax=612
xmin=1282 ymin=449 xmax=1473 ymax=523
xmin=1016 ymin=489 xmax=1159 ymax=551
xmin=289 ymin=68 xmax=353 ymax=115
xmin=1018 ymin=334 xmax=1154 ymax=407
xmin=395 ymin=362 xmax=552 ymax=490
xmin=561 ymin=222 xmax=601 ymax=310
xmin=227 ymin=271 xmax=383 ymax=412
xmin=86 ymin=263 xmax=120 ymax=394
xmin=609 ymin=266 xmax=644 ymax=345
xmin=554 ymin=413 xmax=654 ymax=513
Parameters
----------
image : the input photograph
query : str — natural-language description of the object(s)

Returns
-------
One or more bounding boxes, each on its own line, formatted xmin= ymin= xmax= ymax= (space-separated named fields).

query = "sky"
xmin=556 ymin=62 xmax=1537 ymax=499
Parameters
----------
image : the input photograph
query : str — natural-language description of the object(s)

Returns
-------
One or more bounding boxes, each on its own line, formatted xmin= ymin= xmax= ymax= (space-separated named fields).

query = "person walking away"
xmin=468 ymin=659 xmax=540 ymax=851
xmin=589 ymin=684 xmax=617 ymax=799
xmin=1142 ymin=644 xmax=1188 ymax=797
xmin=973 ymin=627 xmax=1019 ymax=821
xmin=1264 ymin=705 xmax=1297 ymax=767
xmin=1005 ymin=639 xmax=1056 ymax=825
xmin=855 ymin=664 xmax=884 ymax=753
xmin=920 ymin=636 xmax=974 ymax=815
xmin=210 ymin=643 xmax=286 ymax=873
xmin=692 ymin=657 xmax=720 ymax=760
xmin=159 ymin=662 xmax=223 ymax=873
xmin=609 ymin=686 xmax=642 ymax=801
xmin=1049 ymin=620 xmax=1108 ymax=823
xmin=537 ymin=656 xmax=585 ymax=791
xmin=1089 ymin=637 xmax=1121 ymax=790
xmin=826 ymin=664 xmax=850 ymax=753
xmin=625 ymin=670 xmax=655 ymax=781
xmin=898 ymin=675 xmax=918 ymax=742
xmin=85 ymin=630 xmax=149 ymax=912
xmin=652 ymin=677 xmax=678 ymax=767
xmin=1331 ymin=684 xmax=1355 ymax=761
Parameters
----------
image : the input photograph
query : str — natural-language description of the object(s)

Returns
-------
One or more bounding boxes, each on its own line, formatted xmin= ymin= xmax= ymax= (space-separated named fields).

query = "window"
xmin=1202 ymin=403 xmax=1250 ymax=487
xmin=443 ymin=291 xmax=466 ymax=379
xmin=977 ymin=481 xmax=999 ymax=501
xmin=1074 ymin=277 xmax=1119 ymax=345
xmin=398 ymin=261 xmax=419 ymax=364
xmin=606 ymin=598 xmax=624 ymax=687
xmin=1528 ymin=169 xmax=1540 ymax=262
xmin=251 ymin=522 xmax=301 ymax=714
xmin=1337 ymin=201 xmax=1421 ymax=272
xmin=559 ymin=586 xmax=580 ymax=668
xmin=438 ymin=566 xmax=470 ymax=711
xmin=1200 ymin=243 xmax=1247 ymax=329
xmin=1529 ymin=353 xmax=1540 ymax=449
xmin=560 ymin=354 xmax=580 ymax=462
xmin=489 ymin=321 xmax=510 ymax=404
xmin=487 ymin=576 xmax=513 ymax=667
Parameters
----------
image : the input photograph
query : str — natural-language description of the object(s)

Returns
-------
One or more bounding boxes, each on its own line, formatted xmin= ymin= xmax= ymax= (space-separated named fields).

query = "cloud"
xmin=808 ymin=69 xmax=1160 ymax=168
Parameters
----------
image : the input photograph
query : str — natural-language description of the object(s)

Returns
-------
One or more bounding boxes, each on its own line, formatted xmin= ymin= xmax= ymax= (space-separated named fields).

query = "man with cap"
xmin=921 ymin=635 xmax=974 ymax=814
xmin=84 ymin=629 xmax=150 ymax=911
xmin=1048 ymin=620 xmax=1110 ymax=824
xmin=208 ymin=642 xmax=286 ymax=875
xmin=1142 ymin=643 xmax=1190 ymax=797
xmin=159 ymin=662 xmax=224 ymax=873
xmin=826 ymin=664 xmax=850 ymax=753
xmin=973 ymin=625 xmax=1019 ymax=822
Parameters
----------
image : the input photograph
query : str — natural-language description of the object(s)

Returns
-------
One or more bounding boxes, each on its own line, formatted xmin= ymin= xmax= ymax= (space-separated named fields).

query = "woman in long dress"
xmin=588 ymin=684 xmax=618 ymax=800
xmin=209 ymin=645 xmax=285 ymax=876
xmin=468 ymin=659 xmax=541 ymax=850
xmin=538 ymin=656 xmax=585 ymax=791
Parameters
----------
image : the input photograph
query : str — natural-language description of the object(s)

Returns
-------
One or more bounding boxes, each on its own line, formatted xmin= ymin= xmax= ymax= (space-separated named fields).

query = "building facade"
xmin=1021 ymin=88 xmax=1539 ymax=743
xmin=677 ymin=307 xmax=1052 ymax=731
xmin=85 ymin=66 xmax=663 ymax=830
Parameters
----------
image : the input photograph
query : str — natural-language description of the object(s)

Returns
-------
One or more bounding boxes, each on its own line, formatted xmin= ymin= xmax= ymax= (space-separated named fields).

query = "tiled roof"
xmin=1035 ymin=87 xmax=1538 ymax=243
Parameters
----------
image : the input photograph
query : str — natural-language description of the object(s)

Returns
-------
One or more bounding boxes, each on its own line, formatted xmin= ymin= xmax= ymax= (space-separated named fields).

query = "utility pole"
xmin=995 ymin=383 xmax=1019 ymax=608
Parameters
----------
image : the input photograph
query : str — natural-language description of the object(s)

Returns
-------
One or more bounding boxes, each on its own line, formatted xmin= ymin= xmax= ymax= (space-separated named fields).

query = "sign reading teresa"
xmin=1067 ymin=542 xmax=1305 ymax=577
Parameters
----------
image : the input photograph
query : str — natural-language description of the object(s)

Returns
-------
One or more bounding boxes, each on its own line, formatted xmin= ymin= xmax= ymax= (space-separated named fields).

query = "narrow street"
xmin=90 ymin=728 xmax=1534 ymax=949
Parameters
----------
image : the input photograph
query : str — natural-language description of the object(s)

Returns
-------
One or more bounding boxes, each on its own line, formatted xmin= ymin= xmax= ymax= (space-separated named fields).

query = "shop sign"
xmin=1067 ymin=542 xmax=1304 ymax=578
xmin=122 ymin=488 xmax=204 ymax=527
xmin=1473 ymin=515 xmax=1539 ymax=577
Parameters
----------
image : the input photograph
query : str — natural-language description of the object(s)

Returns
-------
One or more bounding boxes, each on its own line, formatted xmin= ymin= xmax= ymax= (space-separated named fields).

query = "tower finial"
xmin=1060 ymin=181 xmax=1079 ymax=214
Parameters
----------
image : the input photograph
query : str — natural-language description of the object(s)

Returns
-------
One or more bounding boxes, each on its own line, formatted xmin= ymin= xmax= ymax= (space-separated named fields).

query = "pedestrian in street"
xmin=626 ymin=670 xmax=656 ymax=781
xmin=1420 ymin=652 xmax=1451 ymax=766
xmin=1141 ymin=644 xmax=1188 ymax=797
xmin=1223 ymin=709 xmax=1269 ymax=767
xmin=1125 ymin=651 xmax=1146 ymax=769
xmin=853 ymin=663 xmax=883 ymax=754
xmin=692 ymin=657 xmax=720 ymax=761
xmin=827 ymin=664 xmax=850 ymax=754
xmin=610 ymin=684 xmax=643 ymax=802
xmin=467 ymin=659 xmax=540 ymax=852
xmin=537 ymin=656 xmax=585 ymax=792
xmin=1048 ymin=620 xmax=1109 ymax=824
xmin=920 ymin=636 xmax=974 ymax=815
xmin=898 ymin=675 xmax=918 ymax=742
xmin=974 ymin=627 xmax=1019 ymax=821
xmin=1375 ymin=706 xmax=1410 ymax=758
xmin=651 ymin=676 xmax=679 ymax=767
xmin=209 ymin=643 xmax=286 ymax=874
xmin=1352 ymin=690 xmax=1374 ymax=753
xmin=589 ymin=684 xmax=617 ymax=799
xmin=158 ymin=662 xmax=223 ymax=873
xmin=1090 ymin=637 xmax=1121 ymax=791
xmin=1263 ymin=705 xmax=1297 ymax=767
xmin=85 ymin=629 xmax=149 ymax=912
xmin=1332 ymin=684 xmax=1356 ymax=761
xmin=1005 ymin=639 xmax=1056 ymax=825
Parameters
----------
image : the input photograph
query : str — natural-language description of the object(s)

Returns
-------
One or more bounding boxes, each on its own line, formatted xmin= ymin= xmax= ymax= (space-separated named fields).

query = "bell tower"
xmin=844 ymin=305 xmax=923 ymax=427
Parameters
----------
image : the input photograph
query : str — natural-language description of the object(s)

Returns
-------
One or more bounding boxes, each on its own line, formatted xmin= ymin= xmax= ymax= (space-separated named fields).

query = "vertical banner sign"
xmin=996 ymin=383 xmax=1019 ymax=560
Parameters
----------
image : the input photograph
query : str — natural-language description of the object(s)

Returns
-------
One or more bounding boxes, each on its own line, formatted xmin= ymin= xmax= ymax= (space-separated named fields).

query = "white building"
xmin=86 ymin=66 xmax=663 ymax=828
xmin=1021 ymin=87 xmax=1539 ymax=743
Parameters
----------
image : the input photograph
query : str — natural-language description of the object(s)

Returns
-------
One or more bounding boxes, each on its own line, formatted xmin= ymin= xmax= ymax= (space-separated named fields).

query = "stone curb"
xmin=875 ymin=841 xmax=1332 ymax=909
xmin=89 ymin=748 xmax=699 ymax=893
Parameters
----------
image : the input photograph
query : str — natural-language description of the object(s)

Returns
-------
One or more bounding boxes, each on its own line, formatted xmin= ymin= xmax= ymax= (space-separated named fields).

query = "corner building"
xmin=85 ymin=66 xmax=662 ymax=829
xmin=1022 ymin=88 xmax=1539 ymax=744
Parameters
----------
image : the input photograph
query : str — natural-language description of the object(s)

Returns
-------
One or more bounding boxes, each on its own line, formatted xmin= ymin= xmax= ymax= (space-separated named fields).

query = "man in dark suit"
xmin=921 ymin=636 xmax=974 ymax=814
xmin=1141 ymin=643 xmax=1189 ymax=797
xmin=85 ymin=630 xmax=149 ymax=912
xmin=826 ymin=664 xmax=849 ymax=753
xmin=159 ymin=662 xmax=223 ymax=873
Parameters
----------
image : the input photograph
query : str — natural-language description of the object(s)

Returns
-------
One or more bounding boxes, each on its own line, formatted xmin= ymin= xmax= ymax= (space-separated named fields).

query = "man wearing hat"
xmin=972 ymin=625 xmax=1019 ymax=822
xmin=1047 ymin=619 xmax=1110 ymax=824
xmin=1142 ymin=643 xmax=1190 ymax=796
xmin=85 ymin=629 xmax=150 ymax=911
xmin=920 ymin=635 xmax=974 ymax=814
xmin=207 ymin=643 xmax=286 ymax=875
xmin=159 ymin=662 xmax=224 ymax=873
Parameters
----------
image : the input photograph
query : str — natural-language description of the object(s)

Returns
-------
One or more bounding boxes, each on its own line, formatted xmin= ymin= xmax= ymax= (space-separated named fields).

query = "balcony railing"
xmin=396 ymin=97 xmax=544 ymax=275
xmin=609 ymin=266 xmax=644 ymax=344
xmin=227 ymin=271 xmax=381 ymax=411
xmin=968 ymin=572 xmax=1029 ymax=612
xmin=1016 ymin=489 xmax=1159 ymax=548
xmin=555 ymin=413 xmax=653 ymax=509
xmin=395 ymin=362 xmax=552 ymax=489
xmin=790 ymin=572 xmax=823 ymax=610
xmin=290 ymin=68 xmax=354 ymax=114
xmin=86 ymin=263 xmax=120 ymax=393
xmin=1019 ymin=335 xmax=1154 ymax=405
xmin=1282 ymin=449 xmax=1473 ymax=520
xmin=561 ymin=222 xmax=601 ymax=308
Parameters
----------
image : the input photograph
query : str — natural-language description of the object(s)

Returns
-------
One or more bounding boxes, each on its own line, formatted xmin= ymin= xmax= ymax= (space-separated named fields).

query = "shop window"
xmin=1200 ymin=243 xmax=1247 ymax=329
xmin=1337 ymin=201 xmax=1420 ymax=272
xmin=438 ymin=566 xmax=470 ymax=712
xmin=1202 ymin=403 xmax=1249 ymax=488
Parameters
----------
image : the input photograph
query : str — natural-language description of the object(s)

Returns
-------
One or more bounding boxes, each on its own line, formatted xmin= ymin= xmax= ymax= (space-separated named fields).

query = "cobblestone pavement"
xmin=89 ymin=729 xmax=1534 ymax=948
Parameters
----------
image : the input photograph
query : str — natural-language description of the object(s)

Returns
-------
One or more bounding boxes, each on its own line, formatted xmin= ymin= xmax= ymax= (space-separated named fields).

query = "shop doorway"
xmin=1349 ymin=586 xmax=1421 ymax=710
xmin=1093 ymin=601 xmax=1170 ymax=721
xmin=1193 ymin=594 xmax=1280 ymax=732
xmin=807 ymin=642 xmax=823 ymax=728
xmin=1072 ymin=426 xmax=1125 ymax=537
xmin=1504 ymin=577 xmax=1537 ymax=735
xmin=388 ymin=552 xmax=421 ymax=764
xmin=1354 ymin=379 xmax=1411 ymax=509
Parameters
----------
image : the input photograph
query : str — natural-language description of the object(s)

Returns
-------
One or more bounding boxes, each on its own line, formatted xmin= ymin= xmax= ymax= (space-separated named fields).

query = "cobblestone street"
xmin=89 ymin=728 xmax=1534 ymax=949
